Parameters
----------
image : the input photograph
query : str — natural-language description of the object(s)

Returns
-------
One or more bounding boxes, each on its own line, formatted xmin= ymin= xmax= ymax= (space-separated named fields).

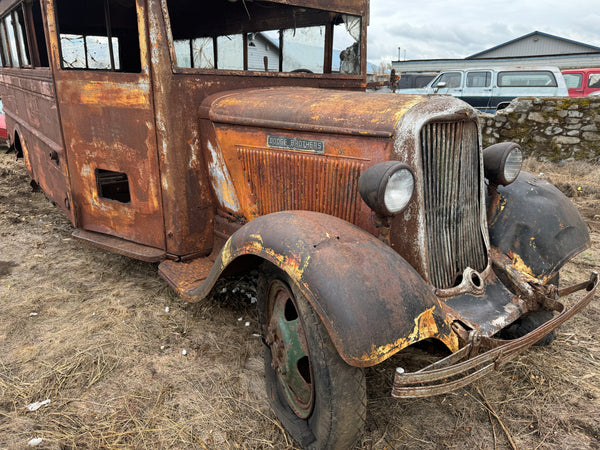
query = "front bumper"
xmin=392 ymin=271 xmax=598 ymax=398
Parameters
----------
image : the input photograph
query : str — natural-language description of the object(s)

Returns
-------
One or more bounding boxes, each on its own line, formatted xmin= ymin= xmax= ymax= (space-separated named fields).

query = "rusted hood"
xmin=200 ymin=87 xmax=429 ymax=138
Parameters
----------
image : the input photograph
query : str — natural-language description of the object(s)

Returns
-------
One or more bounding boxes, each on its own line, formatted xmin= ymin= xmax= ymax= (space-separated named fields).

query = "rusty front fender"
xmin=187 ymin=211 xmax=454 ymax=367
xmin=487 ymin=171 xmax=591 ymax=283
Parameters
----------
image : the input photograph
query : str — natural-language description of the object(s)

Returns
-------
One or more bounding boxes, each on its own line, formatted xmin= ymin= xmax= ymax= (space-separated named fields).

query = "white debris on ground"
xmin=25 ymin=399 xmax=50 ymax=412
xmin=27 ymin=437 xmax=43 ymax=446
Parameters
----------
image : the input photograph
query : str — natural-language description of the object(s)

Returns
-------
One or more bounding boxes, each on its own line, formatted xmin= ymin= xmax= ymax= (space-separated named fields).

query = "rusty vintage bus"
xmin=0 ymin=1 xmax=597 ymax=448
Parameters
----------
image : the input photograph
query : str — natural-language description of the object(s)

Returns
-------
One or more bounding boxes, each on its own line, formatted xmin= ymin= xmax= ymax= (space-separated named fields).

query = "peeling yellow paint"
xmin=511 ymin=252 xmax=536 ymax=278
xmin=437 ymin=313 xmax=460 ymax=353
xmin=78 ymin=82 xmax=149 ymax=107
xmin=360 ymin=306 xmax=439 ymax=361
xmin=220 ymin=233 xmax=309 ymax=281
xmin=498 ymin=197 xmax=507 ymax=212
xmin=414 ymin=306 xmax=439 ymax=338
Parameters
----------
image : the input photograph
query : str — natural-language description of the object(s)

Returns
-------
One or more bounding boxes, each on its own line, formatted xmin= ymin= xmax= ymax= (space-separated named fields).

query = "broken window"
xmin=55 ymin=0 xmax=141 ymax=72
xmin=14 ymin=8 xmax=30 ymax=66
xmin=30 ymin=2 xmax=49 ymax=67
xmin=0 ymin=20 xmax=10 ymax=66
xmin=247 ymin=31 xmax=278 ymax=71
xmin=217 ymin=34 xmax=244 ymax=70
xmin=0 ymin=3 xmax=50 ymax=68
xmin=163 ymin=0 xmax=362 ymax=76
xmin=4 ymin=14 xmax=21 ymax=66
xmin=174 ymin=37 xmax=215 ymax=69
xmin=0 ymin=9 xmax=32 ymax=67
xmin=334 ymin=15 xmax=361 ymax=75
xmin=282 ymin=26 xmax=325 ymax=73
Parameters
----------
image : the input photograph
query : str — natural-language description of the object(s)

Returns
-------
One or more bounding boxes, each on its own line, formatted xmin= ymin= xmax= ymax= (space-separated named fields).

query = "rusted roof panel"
xmin=263 ymin=0 xmax=368 ymax=16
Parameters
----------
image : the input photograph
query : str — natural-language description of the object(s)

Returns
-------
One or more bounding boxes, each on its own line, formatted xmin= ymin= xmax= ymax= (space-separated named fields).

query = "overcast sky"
xmin=366 ymin=0 xmax=600 ymax=65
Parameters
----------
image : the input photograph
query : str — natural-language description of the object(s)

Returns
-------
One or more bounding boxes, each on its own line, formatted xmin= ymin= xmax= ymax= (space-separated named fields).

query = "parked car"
xmin=395 ymin=72 xmax=437 ymax=89
xmin=562 ymin=68 xmax=600 ymax=97
xmin=402 ymin=67 xmax=568 ymax=113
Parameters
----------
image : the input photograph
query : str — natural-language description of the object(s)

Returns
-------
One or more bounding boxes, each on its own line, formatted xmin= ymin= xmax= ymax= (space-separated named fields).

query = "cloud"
xmin=367 ymin=0 xmax=600 ymax=64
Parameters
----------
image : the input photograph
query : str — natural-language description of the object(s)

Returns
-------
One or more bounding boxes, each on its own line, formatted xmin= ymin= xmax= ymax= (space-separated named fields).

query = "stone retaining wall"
xmin=480 ymin=97 xmax=600 ymax=161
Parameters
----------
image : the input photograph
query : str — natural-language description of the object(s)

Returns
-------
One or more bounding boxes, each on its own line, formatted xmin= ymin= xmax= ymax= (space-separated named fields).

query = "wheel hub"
xmin=267 ymin=280 xmax=314 ymax=418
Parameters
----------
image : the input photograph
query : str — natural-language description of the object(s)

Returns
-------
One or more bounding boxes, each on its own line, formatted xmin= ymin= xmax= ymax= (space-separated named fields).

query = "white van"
xmin=404 ymin=67 xmax=568 ymax=113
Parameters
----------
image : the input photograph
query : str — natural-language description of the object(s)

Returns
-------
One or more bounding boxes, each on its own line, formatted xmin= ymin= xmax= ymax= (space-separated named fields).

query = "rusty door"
xmin=45 ymin=0 xmax=164 ymax=249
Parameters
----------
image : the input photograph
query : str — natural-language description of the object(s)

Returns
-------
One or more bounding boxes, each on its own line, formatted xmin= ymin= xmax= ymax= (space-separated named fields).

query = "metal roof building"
xmin=392 ymin=31 xmax=600 ymax=73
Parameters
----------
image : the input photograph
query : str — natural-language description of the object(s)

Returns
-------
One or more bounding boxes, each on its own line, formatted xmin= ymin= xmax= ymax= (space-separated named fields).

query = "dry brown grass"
xmin=1 ymin=153 xmax=599 ymax=449
xmin=524 ymin=158 xmax=600 ymax=199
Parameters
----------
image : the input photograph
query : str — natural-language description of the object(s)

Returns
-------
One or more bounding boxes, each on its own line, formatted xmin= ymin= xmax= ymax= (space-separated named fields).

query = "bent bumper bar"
xmin=392 ymin=271 xmax=598 ymax=399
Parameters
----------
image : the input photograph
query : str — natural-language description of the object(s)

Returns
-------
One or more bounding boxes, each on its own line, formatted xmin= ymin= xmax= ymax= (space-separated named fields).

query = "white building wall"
xmin=248 ymin=36 xmax=280 ymax=71
xmin=392 ymin=54 xmax=600 ymax=73
xmin=479 ymin=35 xmax=596 ymax=58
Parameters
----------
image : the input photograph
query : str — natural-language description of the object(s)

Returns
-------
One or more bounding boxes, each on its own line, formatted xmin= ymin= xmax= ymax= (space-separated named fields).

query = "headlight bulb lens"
xmin=503 ymin=147 xmax=522 ymax=183
xmin=384 ymin=169 xmax=414 ymax=214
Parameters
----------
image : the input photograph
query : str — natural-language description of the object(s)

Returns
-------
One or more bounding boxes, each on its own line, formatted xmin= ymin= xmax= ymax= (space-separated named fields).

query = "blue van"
xmin=404 ymin=67 xmax=568 ymax=113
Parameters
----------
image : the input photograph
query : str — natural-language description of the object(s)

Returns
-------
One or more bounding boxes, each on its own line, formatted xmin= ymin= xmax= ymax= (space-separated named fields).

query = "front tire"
xmin=502 ymin=310 xmax=556 ymax=346
xmin=259 ymin=269 xmax=366 ymax=449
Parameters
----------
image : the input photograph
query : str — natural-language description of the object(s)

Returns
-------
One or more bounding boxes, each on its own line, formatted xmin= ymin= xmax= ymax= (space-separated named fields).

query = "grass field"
xmin=1 ymin=152 xmax=598 ymax=449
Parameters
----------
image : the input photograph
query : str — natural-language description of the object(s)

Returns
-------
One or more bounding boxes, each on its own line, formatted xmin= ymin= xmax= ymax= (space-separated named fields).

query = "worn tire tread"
xmin=258 ymin=265 xmax=366 ymax=449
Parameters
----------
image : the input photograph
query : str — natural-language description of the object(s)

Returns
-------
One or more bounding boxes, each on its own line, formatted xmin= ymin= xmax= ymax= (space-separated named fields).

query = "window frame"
xmin=435 ymin=71 xmax=462 ymax=89
xmin=54 ymin=0 xmax=141 ymax=73
xmin=4 ymin=11 xmax=23 ymax=67
xmin=497 ymin=70 xmax=558 ymax=88
xmin=0 ymin=18 xmax=11 ymax=66
xmin=160 ymin=0 xmax=363 ymax=78
xmin=587 ymin=72 xmax=600 ymax=89
xmin=465 ymin=71 xmax=491 ymax=88
xmin=13 ymin=6 xmax=32 ymax=67
xmin=0 ymin=3 xmax=49 ymax=69
xmin=563 ymin=73 xmax=583 ymax=89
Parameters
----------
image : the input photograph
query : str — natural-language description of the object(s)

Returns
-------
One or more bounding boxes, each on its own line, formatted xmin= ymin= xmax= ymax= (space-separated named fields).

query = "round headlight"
xmin=358 ymin=162 xmax=415 ymax=216
xmin=503 ymin=147 xmax=522 ymax=184
xmin=483 ymin=142 xmax=523 ymax=186
xmin=384 ymin=168 xmax=414 ymax=213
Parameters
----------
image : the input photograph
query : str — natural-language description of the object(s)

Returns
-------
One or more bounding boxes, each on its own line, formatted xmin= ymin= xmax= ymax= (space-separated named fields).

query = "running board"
xmin=158 ymin=258 xmax=214 ymax=300
xmin=72 ymin=229 xmax=166 ymax=262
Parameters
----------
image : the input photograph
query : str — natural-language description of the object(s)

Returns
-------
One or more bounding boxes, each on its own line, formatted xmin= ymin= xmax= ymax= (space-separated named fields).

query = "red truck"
xmin=562 ymin=68 xmax=600 ymax=97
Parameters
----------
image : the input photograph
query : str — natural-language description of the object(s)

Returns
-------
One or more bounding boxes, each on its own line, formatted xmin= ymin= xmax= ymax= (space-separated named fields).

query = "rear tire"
xmin=259 ymin=268 xmax=366 ymax=449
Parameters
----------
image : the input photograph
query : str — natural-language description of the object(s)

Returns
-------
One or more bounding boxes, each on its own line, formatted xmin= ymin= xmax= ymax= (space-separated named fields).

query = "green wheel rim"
xmin=266 ymin=280 xmax=314 ymax=418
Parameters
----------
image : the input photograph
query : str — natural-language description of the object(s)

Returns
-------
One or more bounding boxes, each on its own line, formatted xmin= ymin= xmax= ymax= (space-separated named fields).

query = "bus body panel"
xmin=44 ymin=0 xmax=166 ymax=250
xmin=0 ymin=66 xmax=74 ymax=221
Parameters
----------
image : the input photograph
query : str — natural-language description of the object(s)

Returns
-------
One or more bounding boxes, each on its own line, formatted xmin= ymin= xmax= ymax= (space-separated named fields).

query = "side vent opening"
xmin=96 ymin=169 xmax=131 ymax=203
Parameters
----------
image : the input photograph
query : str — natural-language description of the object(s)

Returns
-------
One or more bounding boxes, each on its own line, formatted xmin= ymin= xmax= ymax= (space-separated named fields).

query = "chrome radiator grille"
xmin=420 ymin=121 xmax=487 ymax=289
